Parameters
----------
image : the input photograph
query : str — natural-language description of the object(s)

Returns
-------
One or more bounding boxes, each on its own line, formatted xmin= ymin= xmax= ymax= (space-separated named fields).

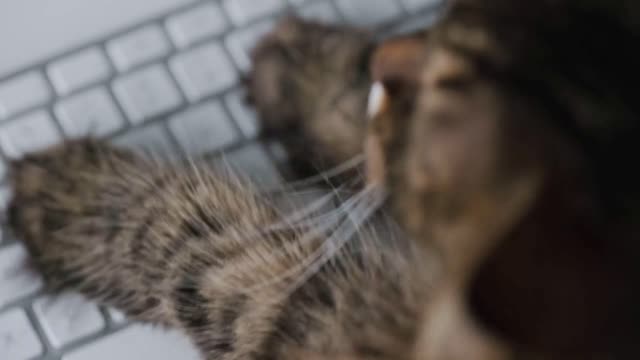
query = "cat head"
xmin=366 ymin=1 xmax=640 ymax=358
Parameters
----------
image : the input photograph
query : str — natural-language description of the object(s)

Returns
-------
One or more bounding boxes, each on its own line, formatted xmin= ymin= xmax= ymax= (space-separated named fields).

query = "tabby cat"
xmin=7 ymin=0 xmax=640 ymax=359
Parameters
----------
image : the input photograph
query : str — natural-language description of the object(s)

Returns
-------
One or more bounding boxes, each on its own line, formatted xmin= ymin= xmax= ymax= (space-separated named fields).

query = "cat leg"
xmin=249 ymin=18 xmax=373 ymax=179
xmin=8 ymin=140 xmax=180 ymax=327
xmin=7 ymin=139 xmax=288 ymax=329
xmin=7 ymin=139 xmax=425 ymax=360
xmin=8 ymin=139 xmax=314 ymax=359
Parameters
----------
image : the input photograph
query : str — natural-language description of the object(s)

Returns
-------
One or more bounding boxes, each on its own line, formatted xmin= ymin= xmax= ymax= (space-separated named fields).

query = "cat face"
xmin=368 ymin=34 xmax=532 ymax=360
xmin=365 ymin=3 xmax=639 ymax=358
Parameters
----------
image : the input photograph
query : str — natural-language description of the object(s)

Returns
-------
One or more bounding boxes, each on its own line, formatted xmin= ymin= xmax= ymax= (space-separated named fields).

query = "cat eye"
xmin=367 ymin=81 xmax=388 ymax=119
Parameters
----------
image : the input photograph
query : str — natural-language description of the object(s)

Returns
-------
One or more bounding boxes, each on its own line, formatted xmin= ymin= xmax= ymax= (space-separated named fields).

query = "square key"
xmin=224 ymin=89 xmax=259 ymax=139
xmin=112 ymin=65 xmax=183 ymax=124
xmin=334 ymin=0 xmax=403 ymax=26
xmin=47 ymin=47 xmax=112 ymax=95
xmin=169 ymin=42 xmax=238 ymax=102
xmin=0 ymin=111 xmax=62 ymax=159
xmin=33 ymin=294 xmax=106 ymax=347
xmin=166 ymin=3 xmax=229 ymax=48
xmin=55 ymin=87 xmax=126 ymax=138
xmin=63 ymin=324 xmax=200 ymax=360
xmin=113 ymin=123 xmax=178 ymax=160
xmin=0 ymin=72 xmax=51 ymax=120
xmin=216 ymin=144 xmax=283 ymax=190
xmin=0 ymin=243 xmax=44 ymax=308
xmin=169 ymin=101 xmax=239 ymax=156
xmin=0 ymin=309 xmax=43 ymax=360
xmin=107 ymin=25 xmax=172 ymax=71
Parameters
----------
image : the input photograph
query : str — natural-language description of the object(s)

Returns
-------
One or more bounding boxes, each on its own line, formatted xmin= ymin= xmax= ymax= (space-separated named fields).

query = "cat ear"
xmin=370 ymin=33 xmax=427 ymax=94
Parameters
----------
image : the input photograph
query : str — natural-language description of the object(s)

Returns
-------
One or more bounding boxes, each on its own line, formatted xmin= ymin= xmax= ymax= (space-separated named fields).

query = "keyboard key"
xmin=225 ymin=20 xmax=275 ymax=72
xmin=222 ymin=0 xmax=286 ymax=26
xmin=297 ymin=1 xmax=342 ymax=23
xmin=334 ymin=0 xmax=403 ymax=26
xmin=0 ymin=243 xmax=44 ymax=308
xmin=47 ymin=48 xmax=112 ymax=95
xmin=107 ymin=25 xmax=172 ymax=71
xmin=224 ymin=89 xmax=259 ymax=139
xmin=33 ymin=294 xmax=105 ymax=347
xmin=169 ymin=101 xmax=239 ymax=156
xmin=112 ymin=65 xmax=183 ymax=124
xmin=169 ymin=43 xmax=238 ymax=102
xmin=0 ymin=309 xmax=43 ymax=360
xmin=402 ymin=0 xmax=443 ymax=11
xmin=0 ymin=159 xmax=6 ymax=182
xmin=55 ymin=87 xmax=126 ymax=138
xmin=0 ymin=72 xmax=51 ymax=120
xmin=63 ymin=325 xmax=200 ymax=360
xmin=217 ymin=144 xmax=283 ymax=189
xmin=0 ymin=111 xmax=62 ymax=159
xmin=166 ymin=3 xmax=229 ymax=48
xmin=113 ymin=123 xmax=177 ymax=160
xmin=106 ymin=308 xmax=127 ymax=325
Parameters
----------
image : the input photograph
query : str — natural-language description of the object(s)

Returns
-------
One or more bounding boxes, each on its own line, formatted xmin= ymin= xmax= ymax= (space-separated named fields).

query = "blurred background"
xmin=0 ymin=0 xmax=441 ymax=359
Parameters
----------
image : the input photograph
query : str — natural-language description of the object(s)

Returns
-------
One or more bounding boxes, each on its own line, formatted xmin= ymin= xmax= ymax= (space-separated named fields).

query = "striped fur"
xmin=8 ymin=139 xmax=429 ymax=360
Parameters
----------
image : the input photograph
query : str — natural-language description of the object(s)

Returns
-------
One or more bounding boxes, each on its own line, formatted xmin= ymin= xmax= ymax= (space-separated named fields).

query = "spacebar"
xmin=63 ymin=325 xmax=201 ymax=360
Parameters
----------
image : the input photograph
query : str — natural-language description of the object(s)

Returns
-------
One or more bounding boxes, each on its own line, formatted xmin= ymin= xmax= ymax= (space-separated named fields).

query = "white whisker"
xmin=284 ymin=185 xmax=387 ymax=295
xmin=274 ymin=155 xmax=365 ymax=191
xmin=229 ymin=186 xmax=379 ymax=294
xmin=265 ymin=191 xmax=340 ymax=232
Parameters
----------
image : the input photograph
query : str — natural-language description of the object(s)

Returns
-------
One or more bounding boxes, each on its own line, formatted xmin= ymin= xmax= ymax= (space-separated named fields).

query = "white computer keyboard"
xmin=0 ymin=0 xmax=442 ymax=359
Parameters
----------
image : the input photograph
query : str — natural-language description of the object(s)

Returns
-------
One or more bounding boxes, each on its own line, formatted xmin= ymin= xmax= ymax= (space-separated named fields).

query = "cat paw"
xmin=248 ymin=17 xmax=373 ymax=178
xmin=7 ymin=139 xmax=133 ymax=267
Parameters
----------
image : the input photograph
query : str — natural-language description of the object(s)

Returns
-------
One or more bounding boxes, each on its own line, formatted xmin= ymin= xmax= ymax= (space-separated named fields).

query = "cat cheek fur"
xmin=414 ymin=288 xmax=512 ymax=360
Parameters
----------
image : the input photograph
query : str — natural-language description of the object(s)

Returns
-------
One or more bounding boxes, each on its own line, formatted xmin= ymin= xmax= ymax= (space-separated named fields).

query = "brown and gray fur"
xmin=8 ymin=139 xmax=427 ymax=359
xmin=249 ymin=19 xmax=373 ymax=178
xmin=7 ymin=0 xmax=640 ymax=359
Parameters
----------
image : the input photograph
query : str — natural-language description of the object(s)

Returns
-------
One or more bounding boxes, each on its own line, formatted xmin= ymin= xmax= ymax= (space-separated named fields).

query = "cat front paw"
xmin=6 ymin=139 xmax=136 ymax=288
